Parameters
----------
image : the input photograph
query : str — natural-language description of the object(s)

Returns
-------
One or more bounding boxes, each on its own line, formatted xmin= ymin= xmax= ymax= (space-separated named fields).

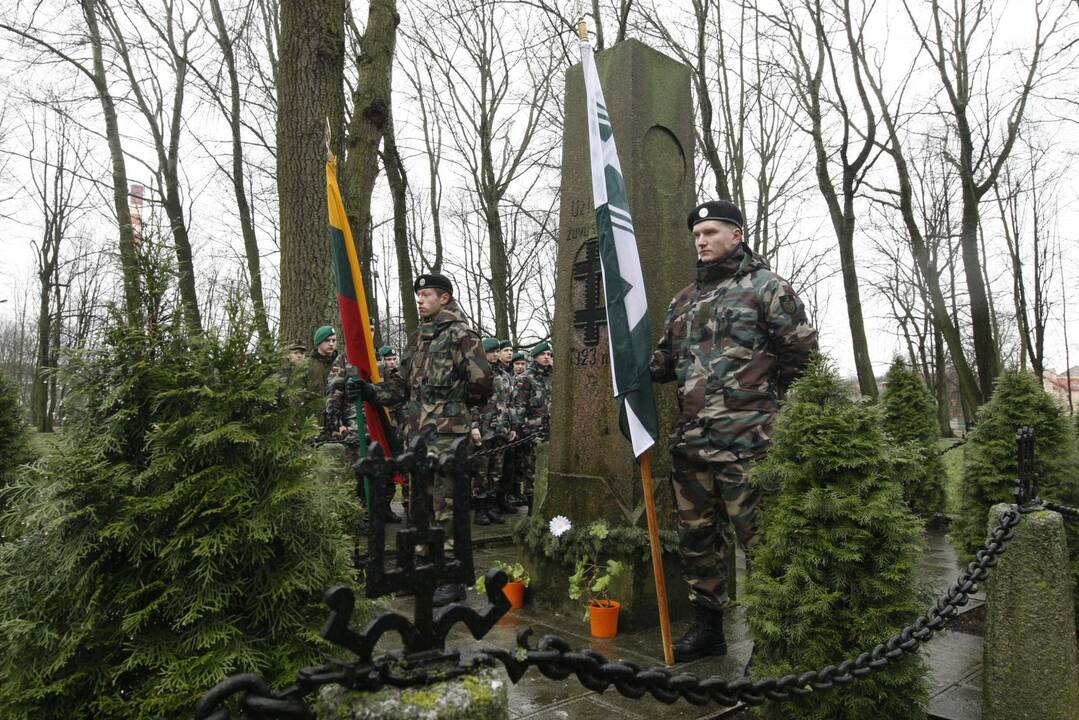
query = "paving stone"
xmin=519 ymin=695 xmax=646 ymax=720
xmin=922 ymin=631 xmax=983 ymax=694
xmin=929 ymin=682 xmax=981 ymax=720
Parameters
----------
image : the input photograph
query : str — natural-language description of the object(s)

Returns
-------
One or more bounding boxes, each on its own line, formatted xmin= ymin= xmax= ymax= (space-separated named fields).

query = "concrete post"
xmin=983 ymin=503 xmax=1079 ymax=720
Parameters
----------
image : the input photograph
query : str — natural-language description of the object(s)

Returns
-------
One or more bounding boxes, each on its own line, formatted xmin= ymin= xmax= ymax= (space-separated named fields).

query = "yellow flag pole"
xmin=641 ymin=449 xmax=675 ymax=666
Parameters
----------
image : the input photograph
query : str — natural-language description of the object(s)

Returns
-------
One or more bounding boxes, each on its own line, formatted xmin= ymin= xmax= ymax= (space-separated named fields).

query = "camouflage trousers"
xmin=472 ymin=439 xmax=503 ymax=497
xmin=670 ymin=454 xmax=763 ymax=610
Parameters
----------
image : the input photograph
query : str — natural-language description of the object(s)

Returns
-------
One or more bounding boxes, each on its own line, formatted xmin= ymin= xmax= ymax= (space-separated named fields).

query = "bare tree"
xmin=761 ymin=0 xmax=882 ymax=398
xmin=901 ymin=0 xmax=1070 ymax=400
xmin=994 ymin=139 xmax=1059 ymax=381
xmin=99 ymin=0 xmax=204 ymax=334
xmin=1 ymin=0 xmax=143 ymax=323
xmin=187 ymin=0 xmax=272 ymax=341
xmin=24 ymin=106 xmax=91 ymax=430
xmin=405 ymin=0 xmax=557 ymax=339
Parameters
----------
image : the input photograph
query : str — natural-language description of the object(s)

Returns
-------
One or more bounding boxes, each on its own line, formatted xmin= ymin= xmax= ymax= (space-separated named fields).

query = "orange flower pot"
xmin=503 ymin=581 xmax=526 ymax=609
xmin=589 ymin=600 xmax=620 ymax=638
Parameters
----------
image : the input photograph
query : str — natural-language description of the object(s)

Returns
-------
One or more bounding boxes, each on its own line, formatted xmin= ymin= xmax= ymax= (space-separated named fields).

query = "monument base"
xmin=519 ymin=542 xmax=692 ymax=633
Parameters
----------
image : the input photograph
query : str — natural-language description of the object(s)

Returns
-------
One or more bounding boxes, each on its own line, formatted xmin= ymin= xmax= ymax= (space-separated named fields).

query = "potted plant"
xmin=569 ymin=555 xmax=625 ymax=638
xmin=476 ymin=561 xmax=531 ymax=610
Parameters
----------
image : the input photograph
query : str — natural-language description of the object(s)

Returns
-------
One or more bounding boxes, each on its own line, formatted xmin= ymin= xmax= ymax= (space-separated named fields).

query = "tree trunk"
xmin=484 ymin=196 xmax=510 ymax=339
xmin=83 ymin=0 xmax=141 ymax=324
xmin=209 ymin=0 xmax=270 ymax=341
xmin=277 ymin=0 xmax=345 ymax=344
xmin=340 ymin=0 xmax=396 ymax=354
xmin=835 ymin=199 xmax=878 ymax=399
xmin=31 ymin=271 xmax=51 ymax=432
xmin=958 ymin=198 xmax=999 ymax=399
xmin=934 ymin=327 xmax=953 ymax=437
xmin=383 ymin=113 xmax=418 ymax=333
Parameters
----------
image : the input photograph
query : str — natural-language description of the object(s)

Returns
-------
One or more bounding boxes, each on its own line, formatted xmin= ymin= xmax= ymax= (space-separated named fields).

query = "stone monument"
xmin=522 ymin=39 xmax=697 ymax=631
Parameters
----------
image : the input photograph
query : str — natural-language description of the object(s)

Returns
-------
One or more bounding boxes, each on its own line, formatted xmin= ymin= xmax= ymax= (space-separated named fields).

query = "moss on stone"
xmin=312 ymin=667 xmax=508 ymax=720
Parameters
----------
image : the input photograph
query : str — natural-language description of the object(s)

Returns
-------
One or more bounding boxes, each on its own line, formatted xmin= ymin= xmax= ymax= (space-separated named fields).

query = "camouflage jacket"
xmin=322 ymin=374 xmax=358 ymax=446
xmin=369 ymin=301 xmax=493 ymax=446
xmin=305 ymin=349 xmax=337 ymax=397
xmin=650 ymin=243 xmax=817 ymax=463
xmin=472 ymin=370 xmax=513 ymax=441
xmin=510 ymin=363 xmax=552 ymax=433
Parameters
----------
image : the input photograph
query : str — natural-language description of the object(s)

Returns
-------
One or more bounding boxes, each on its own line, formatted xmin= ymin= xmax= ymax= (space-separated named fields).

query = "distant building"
xmin=1043 ymin=367 xmax=1079 ymax=414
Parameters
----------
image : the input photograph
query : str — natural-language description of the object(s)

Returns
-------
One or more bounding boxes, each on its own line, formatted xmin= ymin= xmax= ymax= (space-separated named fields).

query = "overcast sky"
xmin=1 ymin=0 xmax=1076 ymax=379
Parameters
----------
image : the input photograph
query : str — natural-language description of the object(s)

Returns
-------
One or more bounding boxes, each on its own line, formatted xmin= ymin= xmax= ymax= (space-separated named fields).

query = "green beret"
xmin=313 ymin=325 xmax=335 ymax=346
xmin=377 ymin=345 xmax=396 ymax=358
xmin=498 ymin=339 xmax=513 ymax=350
xmin=512 ymin=351 xmax=527 ymax=362
xmin=529 ymin=340 xmax=551 ymax=358
xmin=482 ymin=337 xmax=500 ymax=353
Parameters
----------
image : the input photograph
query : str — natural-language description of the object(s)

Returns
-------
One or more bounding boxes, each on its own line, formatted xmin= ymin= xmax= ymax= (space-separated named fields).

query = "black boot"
xmin=474 ymin=498 xmax=492 ymax=526
xmin=432 ymin=583 xmax=466 ymax=607
xmin=496 ymin=492 xmax=517 ymax=515
xmin=673 ymin=605 xmax=727 ymax=663
xmin=486 ymin=496 xmax=506 ymax=524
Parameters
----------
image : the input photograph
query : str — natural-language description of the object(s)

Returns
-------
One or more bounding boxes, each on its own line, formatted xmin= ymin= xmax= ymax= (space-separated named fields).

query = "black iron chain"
xmin=1041 ymin=499 xmax=1079 ymax=523
xmin=483 ymin=505 xmax=1025 ymax=707
xmin=937 ymin=438 xmax=967 ymax=456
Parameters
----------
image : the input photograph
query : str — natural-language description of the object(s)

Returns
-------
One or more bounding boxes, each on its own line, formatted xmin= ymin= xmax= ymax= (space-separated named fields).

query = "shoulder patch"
xmin=779 ymin=295 xmax=797 ymax=315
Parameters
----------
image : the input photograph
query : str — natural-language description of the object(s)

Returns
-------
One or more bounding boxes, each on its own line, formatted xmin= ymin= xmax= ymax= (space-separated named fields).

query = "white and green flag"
xmin=580 ymin=39 xmax=659 ymax=458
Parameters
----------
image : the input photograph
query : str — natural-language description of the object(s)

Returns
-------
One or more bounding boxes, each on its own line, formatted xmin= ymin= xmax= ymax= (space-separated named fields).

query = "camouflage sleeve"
xmin=650 ymin=295 xmax=681 ymax=383
xmin=458 ymin=328 xmax=494 ymax=408
xmin=370 ymin=348 xmax=411 ymax=406
xmin=763 ymin=277 xmax=818 ymax=394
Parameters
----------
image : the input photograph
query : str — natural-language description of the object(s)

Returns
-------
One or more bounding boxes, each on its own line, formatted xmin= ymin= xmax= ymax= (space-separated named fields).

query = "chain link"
xmin=937 ymin=438 xmax=967 ymax=456
xmin=483 ymin=505 xmax=1024 ymax=707
xmin=1041 ymin=499 xmax=1079 ymax=523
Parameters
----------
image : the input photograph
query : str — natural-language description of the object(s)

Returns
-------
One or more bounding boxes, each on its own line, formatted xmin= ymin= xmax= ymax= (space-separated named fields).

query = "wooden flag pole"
xmin=640 ymin=449 xmax=675 ymax=666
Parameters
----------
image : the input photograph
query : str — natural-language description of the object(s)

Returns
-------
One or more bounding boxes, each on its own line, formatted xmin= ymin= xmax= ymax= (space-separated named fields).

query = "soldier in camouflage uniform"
xmin=470 ymin=338 xmax=517 ymax=525
xmin=651 ymin=200 xmax=817 ymax=662
xmin=352 ymin=272 xmax=493 ymax=605
xmin=327 ymin=355 xmax=401 ymax=523
xmin=507 ymin=341 xmax=552 ymax=510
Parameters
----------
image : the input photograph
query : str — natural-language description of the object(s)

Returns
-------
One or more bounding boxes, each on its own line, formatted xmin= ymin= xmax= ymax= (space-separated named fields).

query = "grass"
xmin=937 ymin=436 xmax=966 ymax=516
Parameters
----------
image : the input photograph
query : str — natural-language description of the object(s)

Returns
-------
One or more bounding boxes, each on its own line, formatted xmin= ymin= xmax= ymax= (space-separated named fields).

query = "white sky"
xmin=1 ymin=0 xmax=1077 ymax=379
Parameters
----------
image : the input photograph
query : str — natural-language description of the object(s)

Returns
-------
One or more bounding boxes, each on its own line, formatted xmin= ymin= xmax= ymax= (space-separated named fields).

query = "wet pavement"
xmin=366 ymin=512 xmax=984 ymax=720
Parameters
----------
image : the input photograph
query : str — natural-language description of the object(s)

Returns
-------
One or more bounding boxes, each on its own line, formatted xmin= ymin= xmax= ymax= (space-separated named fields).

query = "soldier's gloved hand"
xmin=345 ymin=377 xmax=379 ymax=403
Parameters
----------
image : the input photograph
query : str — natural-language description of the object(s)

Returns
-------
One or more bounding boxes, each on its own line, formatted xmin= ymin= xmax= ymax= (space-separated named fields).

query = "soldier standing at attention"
xmin=306 ymin=325 xmax=338 ymax=397
xmin=496 ymin=340 xmax=514 ymax=374
xmin=351 ymin=273 xmax=493 ymax=606
xmin=471 ymin=338 xmax=516 ymax=525
xmin=650 ymin=200 xmax=817 ymax=662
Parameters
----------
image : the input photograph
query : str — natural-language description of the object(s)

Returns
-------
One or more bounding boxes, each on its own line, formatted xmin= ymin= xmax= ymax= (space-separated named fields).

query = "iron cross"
xmin=573 ymin=237 xmax=607 ymax=347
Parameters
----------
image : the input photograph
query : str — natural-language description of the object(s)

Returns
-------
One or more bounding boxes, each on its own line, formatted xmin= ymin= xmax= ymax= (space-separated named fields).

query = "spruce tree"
xmin=746 ymin=356 xmax=927 ymax=720
xmin=0 ymin=369 xmax=33 ymax=502
xmin=0 ymin=320 xmax=361 ymax=719
xmin=951 ymin=370 xmax=1079 ymax=599
xmin=880 ymin=357 xmax=946 ymax=517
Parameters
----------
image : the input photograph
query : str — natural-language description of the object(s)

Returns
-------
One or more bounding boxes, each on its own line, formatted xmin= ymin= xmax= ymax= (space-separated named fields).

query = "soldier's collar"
xmin=696 ymin=243 xmax=747 ymax=284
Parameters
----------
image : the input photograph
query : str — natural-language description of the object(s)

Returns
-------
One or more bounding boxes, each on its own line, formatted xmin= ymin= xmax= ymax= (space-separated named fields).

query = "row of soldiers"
xmin=291 ymin=299 xmax=553 ymax=540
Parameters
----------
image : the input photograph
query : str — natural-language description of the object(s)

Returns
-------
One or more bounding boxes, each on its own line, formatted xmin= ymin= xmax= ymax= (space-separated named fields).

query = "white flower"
xmin=548 ymin=515 xmax=572 ymax=538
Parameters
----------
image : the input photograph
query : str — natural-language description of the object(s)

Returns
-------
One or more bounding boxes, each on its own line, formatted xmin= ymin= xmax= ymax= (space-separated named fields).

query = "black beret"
xmin=687 ymin=200 xmax=743 ymax=230
xmin=413 ymin=273 xmax=453 ymax=296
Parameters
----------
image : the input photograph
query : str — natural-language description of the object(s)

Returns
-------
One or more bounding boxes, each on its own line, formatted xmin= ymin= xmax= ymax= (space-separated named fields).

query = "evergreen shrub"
xmin=0 ymin=320 xmax=361 ymax=719
xmin=880 ymin=357 xmax=946 ymax=517
xmin=951 ymin=369 xmax=1079 ymax=599
xmin=746 ymin=356 xmax=927 ymax=720
xmin=0 ymin=369 xmax=33 ymax=499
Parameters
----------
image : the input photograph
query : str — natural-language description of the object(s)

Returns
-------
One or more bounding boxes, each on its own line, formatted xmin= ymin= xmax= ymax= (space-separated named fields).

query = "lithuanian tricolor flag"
xmin=326 ymin=155 xmax=398 ymax=465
